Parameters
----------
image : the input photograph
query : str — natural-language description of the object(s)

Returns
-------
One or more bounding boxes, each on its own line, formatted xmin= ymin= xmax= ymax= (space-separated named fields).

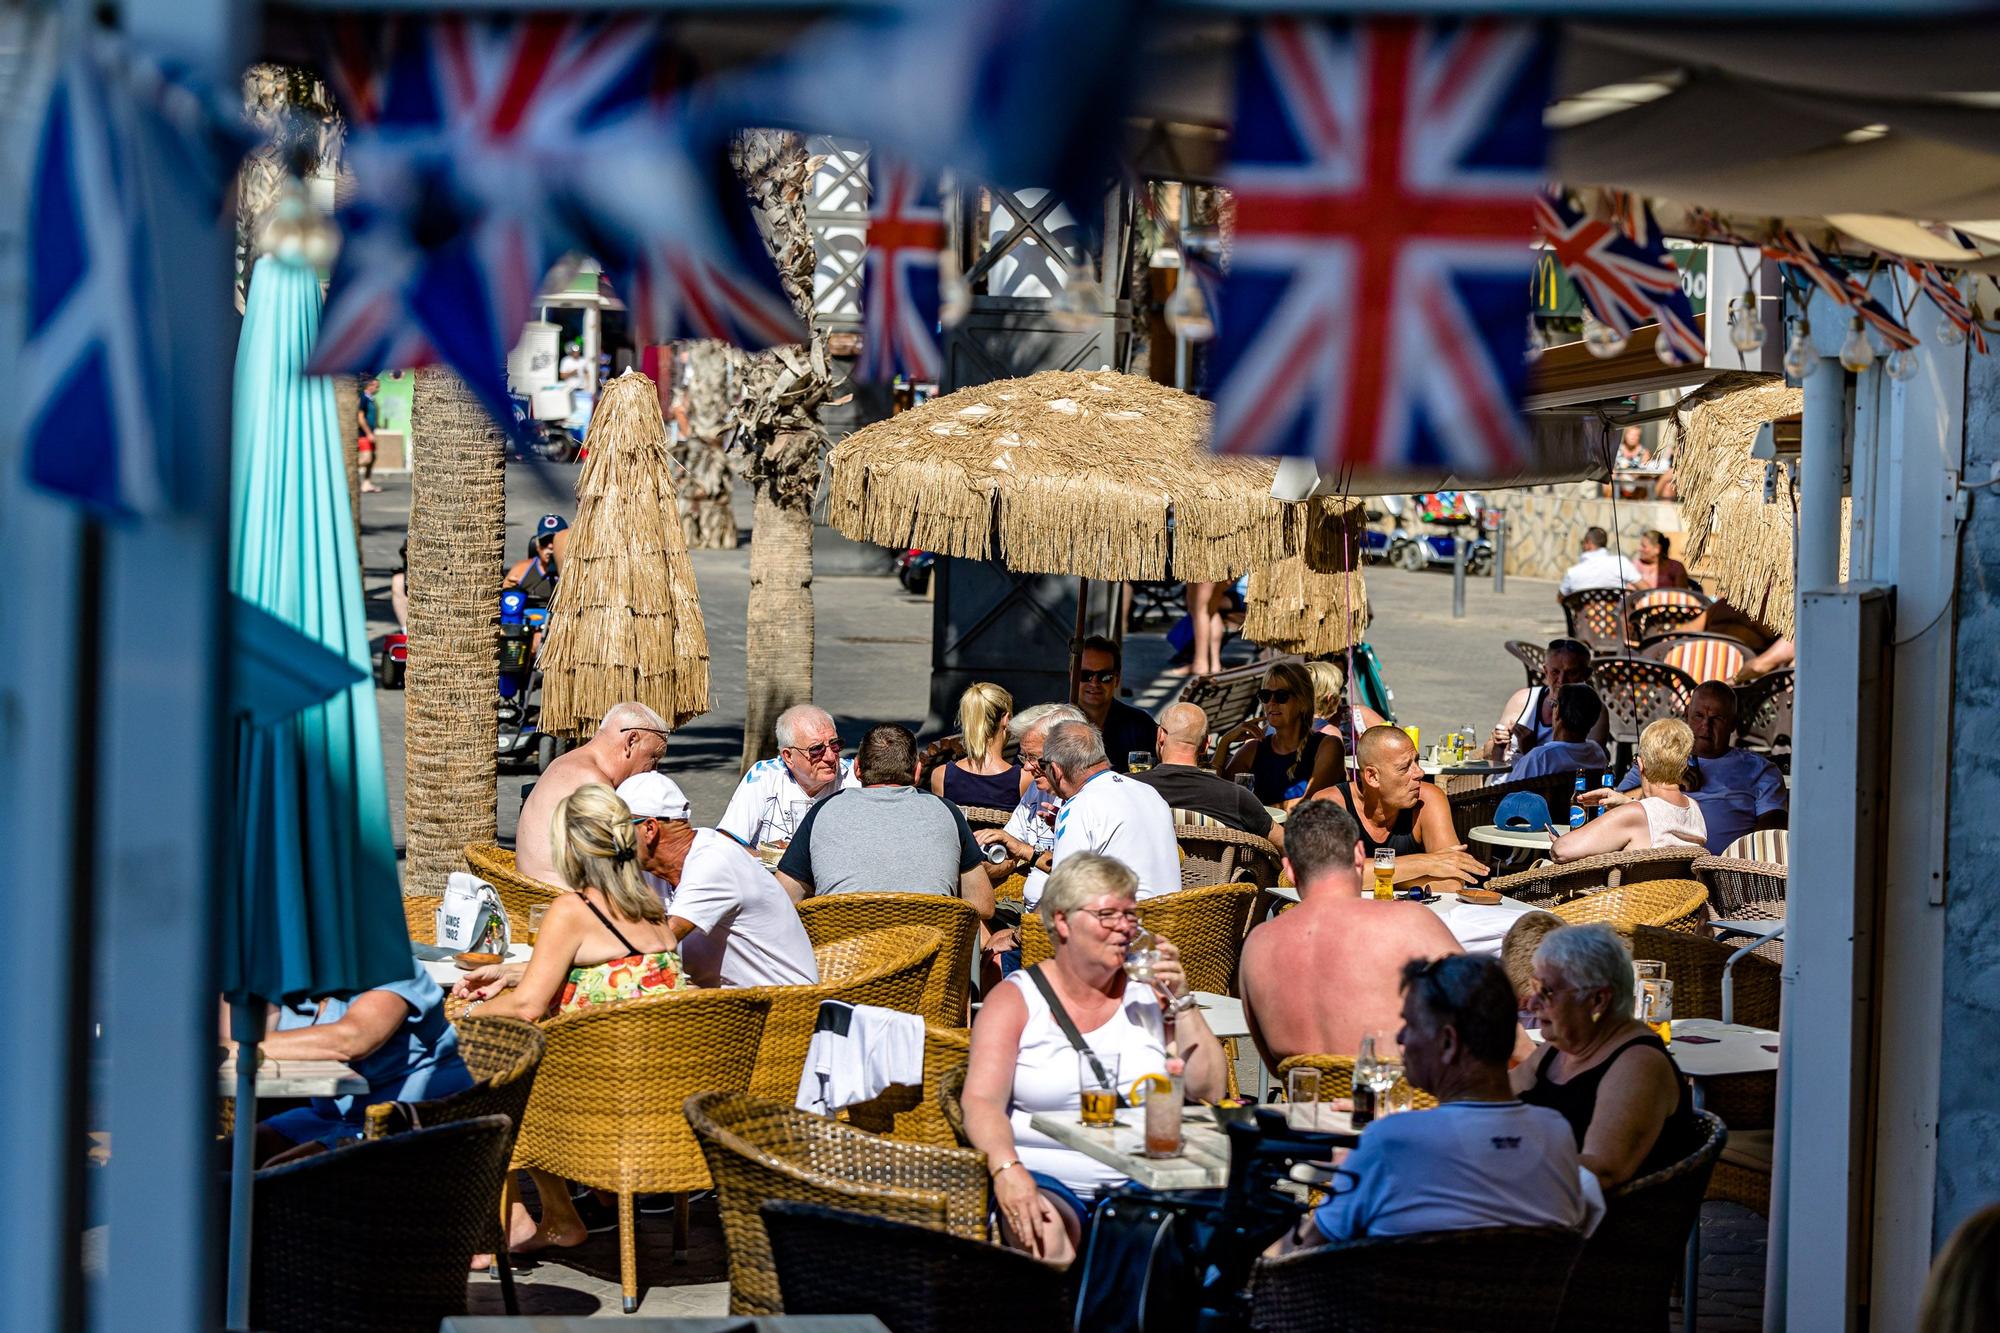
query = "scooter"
xmin=496 ymin=588 xmax=561 ymax=772
xmin=1390 ymin=525 xmax=1495 ymax=576
xmin=895 ymin=548 xmax=937 ymax=596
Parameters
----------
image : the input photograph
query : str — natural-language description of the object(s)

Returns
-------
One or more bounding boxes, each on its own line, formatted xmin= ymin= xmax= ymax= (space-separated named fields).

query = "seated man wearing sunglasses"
xmin=719 ymin=705 xmax=861 ymax=858
xmin=1073 ymin=635 xmax=1157 ymax=773
xmin=1484 ymin=638 xmax=1611 ymax=765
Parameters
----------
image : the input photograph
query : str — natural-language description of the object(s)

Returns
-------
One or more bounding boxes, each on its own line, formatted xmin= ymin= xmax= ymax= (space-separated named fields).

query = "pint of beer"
xmin=1373 ymin=848 xmax=1396 ymax=900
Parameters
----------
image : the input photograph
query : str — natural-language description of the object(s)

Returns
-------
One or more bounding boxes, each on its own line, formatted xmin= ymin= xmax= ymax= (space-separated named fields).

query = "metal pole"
xmin=1797 ymin=358 xmax=1847 ymax=609
xmin=1492 ymin=509 xmax=1506 ymax=594
xmin=1451 ymin=526 xmax=1467 ymax=618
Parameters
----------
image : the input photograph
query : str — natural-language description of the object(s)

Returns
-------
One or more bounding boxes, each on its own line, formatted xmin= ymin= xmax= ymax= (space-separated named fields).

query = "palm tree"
xmin=403 ymin=367 xmax=506 ymax=891
xmin=731 ymin=129 xmax=840 ymax=770
xmin=674 ymin=339 xmax=740 ymax=550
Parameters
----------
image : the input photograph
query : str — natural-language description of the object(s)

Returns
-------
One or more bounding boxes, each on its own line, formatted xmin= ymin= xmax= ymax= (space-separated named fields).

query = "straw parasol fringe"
xmin=539 ymin=370 xmax=711 ymax=736
xmin=1668 ymin=373 xmax=1813 ymax=636
xmin=1244 ymin=557 xmax=1373 ymax=656
xmin=829 ymin=369 xmax=1342 ymax=581
xmin=405 ymin=368 xmax=505 ymax=892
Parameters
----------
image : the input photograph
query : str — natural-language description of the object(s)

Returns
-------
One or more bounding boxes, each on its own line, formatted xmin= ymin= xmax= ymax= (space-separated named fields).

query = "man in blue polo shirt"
xmin=1582 ymin=681 xmax=1787 ymax=853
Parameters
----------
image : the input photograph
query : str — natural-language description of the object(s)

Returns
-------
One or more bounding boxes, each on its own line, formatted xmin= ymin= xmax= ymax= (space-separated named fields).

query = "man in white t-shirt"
xmin=1276 ymin=953 xmax=1602 ymax=1251
xmin=717 ymin=704 xmax=861 ymax=853
xmin=1557 ymin=526 xmax=1641 ymax=599
xmin=1042 ymin=721 xmax=1180 ymax=903
xmin=621 ymin=772 xmax=818 ymax=988
xmin=975 ymin=703 xmax=1082 ymax=908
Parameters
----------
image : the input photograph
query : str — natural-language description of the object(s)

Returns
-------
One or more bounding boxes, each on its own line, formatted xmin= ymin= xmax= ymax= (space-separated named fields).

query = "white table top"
xmin=1468 ymin=824 xmax=1555 ymax=850
xmin=218 ymin=1053 xmax=367 ymax=1099
xmin=1668 ymin=1018 xmax=1781 ymax=1078
xmin=1259 ymin=886 xmax=1539 ymax=954
xmin=418 ymin=943 xmax=534 ymax=989
xmin=1027 ymin=1104 xmax=1358 ymax=1190
xmin=1188 ymin=992 xmax=1247 ymax=1039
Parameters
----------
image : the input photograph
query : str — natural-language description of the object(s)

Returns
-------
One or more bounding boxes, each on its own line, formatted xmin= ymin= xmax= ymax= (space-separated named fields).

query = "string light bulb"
xmin=1838 ymin=316 xmax=1876 ymax=373
xmin=1938 ymin=274 xmax=1972 ymax=346
xmin=937 ymin=248 xmax=972 ymax=327
xmin=1524 ymin=317 xmax=1548 ymax=362
xmin=1164 ymin=272 xmax=1214 ymax=342
xmin=1729 ymin=292 xmax=1766 ymax=352
xmin=1581 ymin=312 xmax=1627 ymax=359
xmin=1885 ymin=347 xmax=1920 ymax=381
xmin=1783 ymin=319 xmax=1816 ymax=380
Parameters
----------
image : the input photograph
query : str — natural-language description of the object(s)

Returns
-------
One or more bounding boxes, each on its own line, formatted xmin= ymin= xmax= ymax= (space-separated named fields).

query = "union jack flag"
xmin=856 ymin=157 xmax=945 ymax=383
xmin=1762 ymin=230 xmax=1918 ymax=351
xmin=1534 ymin=192 xmax=1704 ymax=366
xmin=1904 ymin=259 xmax=1987 ymax=353
xmin=1209 ymin=18 xmax=1554 ymax=479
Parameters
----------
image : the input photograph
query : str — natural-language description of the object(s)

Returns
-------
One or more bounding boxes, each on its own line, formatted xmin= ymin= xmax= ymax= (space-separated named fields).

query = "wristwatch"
xmin=991 ymin=1158 xmax=1024 ymax=1179
xmin=1169 ymin=991 xmax=1199 ymax=1014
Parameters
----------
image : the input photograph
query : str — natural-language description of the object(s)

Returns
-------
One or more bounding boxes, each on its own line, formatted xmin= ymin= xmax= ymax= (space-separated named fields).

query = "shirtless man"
xmin=514 ymin=702 xmax=672 ymax=885
xmin=1239 ymin=799 xmax=1463 ymax=1071
xmin=1484 ymin=638 xmax=1609 ymax=764
xmin=1309 ymin=726 xmax=1486 ymax=887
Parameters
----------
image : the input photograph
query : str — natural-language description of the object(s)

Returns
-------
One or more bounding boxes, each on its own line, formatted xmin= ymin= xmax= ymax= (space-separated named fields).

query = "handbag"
xmin=435 ymin=871 xmax=509 ymax=953
xmin=1025 ymin=964 xmax=1126 ymax=1107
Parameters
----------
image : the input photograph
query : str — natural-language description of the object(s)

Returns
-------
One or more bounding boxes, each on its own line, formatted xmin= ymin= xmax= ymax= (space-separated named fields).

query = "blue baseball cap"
xmin=536 ymin=513 xmax=569 ymax=538
xmin=1495 ymin=792 xmax=1552 ymax=832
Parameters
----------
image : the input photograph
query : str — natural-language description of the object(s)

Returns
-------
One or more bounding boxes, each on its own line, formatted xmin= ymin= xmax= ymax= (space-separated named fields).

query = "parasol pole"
xmin=225 ymin=999 xmax=265 ymax=1330
xmin=1071 ymin=577 xmax=1090 ymax=702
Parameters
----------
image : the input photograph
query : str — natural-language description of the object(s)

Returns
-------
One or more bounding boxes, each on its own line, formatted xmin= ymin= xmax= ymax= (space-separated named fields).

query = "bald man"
xmin=514 ymin=702 xmax=674 ymax=886
xmin=1310 ymin=725 xmax=1485 ymax=887
xmin=1129 ymin=702 xmax=1281 ymax=849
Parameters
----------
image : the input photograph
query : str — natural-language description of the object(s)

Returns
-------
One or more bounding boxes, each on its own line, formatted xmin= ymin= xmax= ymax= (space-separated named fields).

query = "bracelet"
xmin=1169 ymin=991 xmax=1199 ymax=1014
xmin=990 ymin=1158 xmax=1024 ymax=1179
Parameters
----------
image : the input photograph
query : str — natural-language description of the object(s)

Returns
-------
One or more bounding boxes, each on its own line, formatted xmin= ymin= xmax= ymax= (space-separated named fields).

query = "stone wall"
xmin=1485 ymin=483 xmax=1685 ymax=582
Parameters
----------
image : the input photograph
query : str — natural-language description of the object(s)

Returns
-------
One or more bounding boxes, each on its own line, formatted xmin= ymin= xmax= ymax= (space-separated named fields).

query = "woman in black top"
xmin=1513 ymin=923 xmax=1697 ymax=1187
xmin=1214 ymin=661 xmax=1341 ymax=807
xmin=931 ymin=681 xmax=1029 ymax=809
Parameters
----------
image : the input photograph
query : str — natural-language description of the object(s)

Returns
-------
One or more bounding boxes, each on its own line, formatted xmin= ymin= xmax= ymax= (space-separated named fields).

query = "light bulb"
xmin=1051 ymin=260 xmax=1105 ymax=332
xmin=1839 ymin=316 xmax=1875 ymax=373
xmin=1885 ymin=347 xmax=1920 ymax=381
xmin=1783 ymin=320 xmax=1816 ymax=380
xmin=1729 ymin=294 xmax=1766 ymax=352
xmin=1582 ymin=312 xmax=1627 ymax=359
xmin=1938 ymin=319 xmax=1967 ymax=348
xmin=1524 ymin=317 xmax=1548 ymax=363
xmin=937 ymin=248 xmax=971 ymax=327
xmin=1164 ymin=272 xmax=1214 ymax=342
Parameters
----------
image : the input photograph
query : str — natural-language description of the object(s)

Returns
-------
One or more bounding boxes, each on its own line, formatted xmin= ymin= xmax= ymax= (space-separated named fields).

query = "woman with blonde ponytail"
xmin=930 ymin=680 xmax=1030 ymax=807
xmin=453 ymin=783 xmax=686 ymax=1252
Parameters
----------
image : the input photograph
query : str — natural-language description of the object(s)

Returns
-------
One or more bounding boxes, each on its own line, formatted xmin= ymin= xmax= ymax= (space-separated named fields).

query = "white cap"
xmin=616 ymin=771 xmax=691 ymax=822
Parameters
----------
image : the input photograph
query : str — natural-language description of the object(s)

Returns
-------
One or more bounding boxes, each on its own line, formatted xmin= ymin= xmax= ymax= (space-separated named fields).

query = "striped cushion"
xmin=1664 ymin=639 xmax=1745 ymax=684
xmin=1720 ymin=828 xmax=1789 ymax=866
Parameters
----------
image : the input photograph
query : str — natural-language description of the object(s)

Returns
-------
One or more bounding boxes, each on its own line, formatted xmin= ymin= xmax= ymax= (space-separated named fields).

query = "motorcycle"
xmin=496 ymin=588 xmax=562 ymax=772
xmin=375 ymin=631 xmax=407 ymax=689
xmin=895 ymin=548 xmax=937 ymax=596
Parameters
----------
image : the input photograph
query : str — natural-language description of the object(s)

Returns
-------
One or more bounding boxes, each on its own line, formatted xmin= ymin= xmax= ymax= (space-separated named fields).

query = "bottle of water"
xmin=1569 ymin=771 xmax=1586 ymax=830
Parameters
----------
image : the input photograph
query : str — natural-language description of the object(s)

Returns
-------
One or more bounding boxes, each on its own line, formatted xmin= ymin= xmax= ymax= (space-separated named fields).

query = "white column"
xmin=1795 ymin=349 xmax=1847 ymax=608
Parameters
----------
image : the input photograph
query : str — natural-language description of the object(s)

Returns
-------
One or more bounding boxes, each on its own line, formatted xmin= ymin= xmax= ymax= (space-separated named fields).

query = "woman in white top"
xmin=1549 ymin=718 xmax=1706 ymax=862
xmin=962 ymin=853 xmax=1226 ymax=1264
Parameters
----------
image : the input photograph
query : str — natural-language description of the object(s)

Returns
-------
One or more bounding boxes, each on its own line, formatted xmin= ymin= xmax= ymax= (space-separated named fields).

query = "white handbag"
xmin=435 ymin=871 xmax=510 ymax=953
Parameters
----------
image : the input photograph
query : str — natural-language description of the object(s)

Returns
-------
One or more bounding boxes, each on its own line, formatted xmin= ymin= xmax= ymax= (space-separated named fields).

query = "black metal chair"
xmin=1504 ymin=639 xmax=1548 ymax=690
xmin=1589 ymin=657 xmax=1696 ymax=762
xmin=1561 ymin=588 xmax=1628 ymax=656
xmin=1736 ymin=669 xmax=1794 ymax=757
xmin=1248 ymin=1224 xmax=1586 ymax=1332
xmin=1626 ymin=589 xmax=1711 ymax=643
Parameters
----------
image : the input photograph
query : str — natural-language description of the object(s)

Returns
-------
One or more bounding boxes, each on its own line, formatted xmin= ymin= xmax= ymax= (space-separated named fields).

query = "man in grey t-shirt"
xmin=775 ymin=724 xmax=995 ymax=920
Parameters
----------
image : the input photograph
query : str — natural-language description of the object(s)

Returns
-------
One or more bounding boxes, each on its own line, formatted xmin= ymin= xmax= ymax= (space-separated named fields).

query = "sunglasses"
xmin=786 ymin=739 xmax=840 ymax=762
xmin=1078 ymin=669 xmax=1118 ymax=684
xmin=622 ymin=726 xmax=670 ymax=743
xmin=1257 ymin=688 xmax=1296 ymax=704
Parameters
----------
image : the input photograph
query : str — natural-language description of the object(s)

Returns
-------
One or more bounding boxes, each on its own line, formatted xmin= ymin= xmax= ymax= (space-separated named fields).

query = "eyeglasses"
xmin=1528 ymin=980 xmax=1589 ymax=1006
xmin=1020 ymin=754 xmax=1046 ymax=772
xmin=1078 ymin=669 xmax=1118 ymax=684
xmin=1256 ymin=688 xmax=1295 ymax=704
xmin=1072 ymin=906 xmax=1141 ymax=928
xmin=786 ymin=739 xmax=840 ymax=762
xmin=622 ymin=726 xmax=670 ymax=744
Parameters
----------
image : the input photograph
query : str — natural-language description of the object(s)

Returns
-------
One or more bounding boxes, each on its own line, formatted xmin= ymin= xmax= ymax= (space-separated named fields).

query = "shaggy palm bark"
xmin=676 ymin=340 xmax=739 ymax=550
xmin=732 ymin=129 xmax=839 ymax=770
xmin=333 ymin=374 xmax=362 ymax=557
xmin=404 ymin=369 xmax=506 ymax=891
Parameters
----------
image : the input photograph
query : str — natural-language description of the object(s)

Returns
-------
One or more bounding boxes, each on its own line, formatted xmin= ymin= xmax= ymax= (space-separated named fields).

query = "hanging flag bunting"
xmin=1534 ymin=192 xmax=1704 ymax=365
xmin=1208 ymin=17 xmax=1555 ymax=479
xmin=856 ymin=156 xmax=945 ymax=383
xmin=1904 ymin=259 xmax=1987 ymax=353
xmin=1762 ymin=230 xmax=1919 ymax=351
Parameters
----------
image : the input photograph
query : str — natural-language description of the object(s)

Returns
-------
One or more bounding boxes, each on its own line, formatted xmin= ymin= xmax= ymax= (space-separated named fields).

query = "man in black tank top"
xmin=1317 ymin=726 xmax=1485 ymax=889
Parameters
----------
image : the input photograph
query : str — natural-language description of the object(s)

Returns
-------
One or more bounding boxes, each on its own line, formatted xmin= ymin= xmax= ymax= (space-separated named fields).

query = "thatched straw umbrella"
xmin=404 ymin=367 xmax=505 ymax=892
xmin=1667 ymin=373 xmax=1813 ymax=636
xmin=539 ymin=370 xmax=712 ymax=735
xmin=829 ymin=369 xmax=1345 ymax=582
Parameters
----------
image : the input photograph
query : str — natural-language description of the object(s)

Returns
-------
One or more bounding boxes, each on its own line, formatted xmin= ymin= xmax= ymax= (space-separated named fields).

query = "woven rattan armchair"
xmin=1448 ymin=772 xmax=1608 ymax=846
xmin=1703 ymin=1073 xmax=1776 ymax=1215
xmin=763 ymin=1199 xmax=1073 ymax=1333
xmin=1017 ymin=882 xmax=1256 ymax=995
xmin=796 ymin=893 xmax=981 ymax=1026
xmin=250 ymin=1116 xmax=515 ymax=1333
xmin=513 ymin=991 xmax=772 ymax=1313
xmin=1504 ymin=639 xmax=1547 ymax=690
xmin=1550 ymin=880 xmax=1709 ymax=935
xmin=1692 ymin=854 xmax=1787 ymax=920
xmin=1554 ymin=1110 xmax=1727 ymax=1333
xmin=1485 ymin=845 xmax=1703 ymax=906
xmin=1587 ymin=658 xmax=1696 ymax=753
xmin=463 ymin=842 xmax=565 ymax=934
xmin=751 ymin=923 xmax=941 ymax=1099
xmin=1248 ymin=1224 xmax=1586 ymax=1332
xmin=1272 ymin=1053 xmax=1439 ymax=1111
xmin=1627 ymin=925 xmax=1780 ymax=1028
xmin=956 ymin=804 xmax=1016 ymax=832
xmin=1561 ymin=588 xmax=1628 ymax=655
xmin=687 ymin=1090 xmax=991 ymax=1316
xmin=402 ymin=894 xmax=443 ymax=945
xmin=1175 ymin=824 xmax=1284 ymax=890
xmin=842 ymin=1024 xmax=972 ymax=1147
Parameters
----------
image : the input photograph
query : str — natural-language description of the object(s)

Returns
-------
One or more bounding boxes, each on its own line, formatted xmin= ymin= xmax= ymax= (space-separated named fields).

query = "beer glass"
xmin=1641 ymin=979 xmax=1674 ymax=1044
xmin=526 ymin=904 xmax=547 ymax=949
xmin=1286 ymin=1067 xmax=1321 ymax=1130
xmin=1632 ymin=961 xmax=1665 ymax=1018
xmin=1373 ymin=848 xmax=1396 ymax=900
xmin=1078 ymin=1052 xmax=1120 ymax=1127
xmin=1143 ymin=1074 xmax=1184 ymax=1158
xmin=1128 ymin=751 xmax=1155 ymax=773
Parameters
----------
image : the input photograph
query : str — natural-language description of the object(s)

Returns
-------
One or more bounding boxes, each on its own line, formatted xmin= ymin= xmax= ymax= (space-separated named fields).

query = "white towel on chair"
xmin=795 ymin=1002 xmax=926 ymax=1115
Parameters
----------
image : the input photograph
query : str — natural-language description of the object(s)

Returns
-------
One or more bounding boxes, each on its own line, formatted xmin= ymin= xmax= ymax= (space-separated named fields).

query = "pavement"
xmin=359 ymin=461 xmax=1766 ymax=1322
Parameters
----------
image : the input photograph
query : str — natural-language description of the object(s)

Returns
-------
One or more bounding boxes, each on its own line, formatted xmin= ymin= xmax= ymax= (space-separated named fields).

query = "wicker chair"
xmin=1561 ymin=588 xmax=1628 ymax=655
xmin=1248 ymin=1224 xmax=1586 ymax=1333
xmin=754 ymin=924 xmax=942 ymax=1099
xmin=1485 ymin=845 xmax=1703 ymax=906
xmin=1175 ymin=824 xmax=1285 ymax=890
xmin=1504 ymin=639 xmax=1547 ymax=690
xmin=1587 ymin=658 xmax=1696 ymax=754
xmin=842 ymin=1024 xmax=973 ymax=1148
xmin=1018 ymin=882 xmax=1256 ymax=995
xmin=687 ymin=1090 xmax=990 ymax=1316
xmin=462 ymin=842 xmax=565 ymax=935
xmin=957 ymin=804 xmax=1016 ymax=832
xmin=513 ymin=990 xmax=772 ymax=1313
xmin=1272 ymin=1053 xmax=1439 ymax=1111
xmin=1627 ymin=926 xmax=1780 ymax=1028
xmin=763 ymin=1199 xmax=1073 ymax=1333
xmin=402 ymin=894 xmax=444 ymax=945
xmin=1448 ymin=772 xmax=1607 ymax=846
xmin=1693 ymin=854 xmax=1786 ymax=919
xmin=1554 ymin=1110 xmax=1727 ymax=1333
xmin=1736 ymin=669 xmax=1794 ymax=755
xmin=1549 ymin=880 xmax=1710 ymax=934
xmin=1638 ymin=632 xmax=1748 ymax=686
xmin=1703 ymin=1073 xmax=1777 ymax=1214
xmin=250 ymin=1116 xmax=515 ymax=1333
xmin=796 ymin=894 xmax=981 ymax=1026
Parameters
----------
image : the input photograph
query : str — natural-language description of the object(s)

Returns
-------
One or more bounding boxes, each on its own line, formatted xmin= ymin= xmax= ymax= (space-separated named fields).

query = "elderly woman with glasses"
xmin=1512 ymin=924 xmax=1698 ymax=1188
xmin=1214 ymin=660 xmax=1342 ymax=807
xmin=961 ymin=853 xmax=1225 ymax=1265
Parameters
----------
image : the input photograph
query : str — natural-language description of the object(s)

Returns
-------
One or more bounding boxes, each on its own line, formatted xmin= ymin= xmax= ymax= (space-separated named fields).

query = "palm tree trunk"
xmin=404 ymin=368 xmax=505 ymax=891
xmin=743 ymin=442 xmax=816 ymax=766
xmin=677 ymin=339 xmax=738 ymax=550
xmin=333 ymin=373 xmax=362 ymax=559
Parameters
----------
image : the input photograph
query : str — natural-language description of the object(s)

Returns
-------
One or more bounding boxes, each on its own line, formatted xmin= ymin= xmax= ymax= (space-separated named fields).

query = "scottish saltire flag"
xmin=1209 ymin=18 xmax=1554 ymax=479
xmin=1762 ymin=231 xmax=1919 ymax=351
xmin=856 ymin=158 xmax=945 ymax=383
xmin=1534 ymin=193 xmax=1703 ymax=365
xmin=1904 ymin=259 xmax=1987 ymax=353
